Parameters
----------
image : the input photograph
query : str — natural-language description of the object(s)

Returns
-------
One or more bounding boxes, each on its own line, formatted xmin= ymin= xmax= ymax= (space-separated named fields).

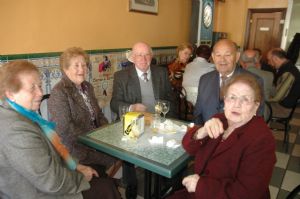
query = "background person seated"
xmin=182 ymin=44 xmax=215 ymax=105
xmin=240 ymin=49 xmax=274 ymax=101
xmin=168 ymin=74 xmax=276 ymax=199
xmin=267 ymin=48 xmax=300 ymax=117
xmin=168 ymin=43 xmax=193 ymax=90
xmin=253 ymin=48 xmax=276 ymax=76
xmin=0 ymin=60 xmax=120 ymax=199
xmin=48 ymin=47 xmax=118 ymax=176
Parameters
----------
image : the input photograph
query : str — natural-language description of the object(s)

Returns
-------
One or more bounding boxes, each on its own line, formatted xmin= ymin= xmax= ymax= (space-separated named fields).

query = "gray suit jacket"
xmin=110 ymin=65 xmax=176 ymax=117
xmin=247 ymin=66 xmax=274 ymax=101
xmin=0 ymin=101 xmax=89 ymax=199
xmin=48 ymin=75 xmax=115 ymax=167
xmin=194 ymin=66 xmax=264 ymax=124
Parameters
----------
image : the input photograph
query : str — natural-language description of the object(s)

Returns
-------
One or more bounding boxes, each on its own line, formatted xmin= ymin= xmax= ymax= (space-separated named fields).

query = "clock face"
xmin=203 ymin=4 xmax=212 ymax=28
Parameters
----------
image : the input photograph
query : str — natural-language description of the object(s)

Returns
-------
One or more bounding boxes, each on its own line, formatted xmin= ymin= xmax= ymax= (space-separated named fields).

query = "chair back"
xmin=172 ymin=86 xmax=194 ymax=121
xmin=264 ymin=101 xmax=272 ymax=124
xmin=38 ymin=94 xmax=50 ymax=119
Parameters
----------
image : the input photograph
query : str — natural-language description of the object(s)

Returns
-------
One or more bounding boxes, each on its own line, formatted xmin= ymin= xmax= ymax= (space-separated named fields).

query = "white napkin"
xmin=159 ymin=119 xmax=187 ymax=132
xmin=166 ymin=139 xmax=180 ymax=148
xmin=148 ymin=136 xmax=164 ymax=144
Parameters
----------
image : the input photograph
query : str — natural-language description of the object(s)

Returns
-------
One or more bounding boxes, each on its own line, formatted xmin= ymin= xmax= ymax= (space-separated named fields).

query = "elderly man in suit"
xmin=240 ymin=49 xmax=274 ymax=100
xmin=110 ymin=42 xmax=176 ymax=199
xmin=194 ymin=39 xmax=264 ymax=125
xmin=111 ymin=42 xmax=175 ymax=115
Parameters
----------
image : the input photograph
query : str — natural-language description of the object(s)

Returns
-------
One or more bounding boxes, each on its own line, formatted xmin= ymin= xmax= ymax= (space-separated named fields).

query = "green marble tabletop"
xmin=78 ymin=120 xmax=190 ymax=178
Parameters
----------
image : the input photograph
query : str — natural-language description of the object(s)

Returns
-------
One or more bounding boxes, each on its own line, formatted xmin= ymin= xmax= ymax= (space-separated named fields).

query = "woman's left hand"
xmin=182 ymin=174 xmax=200 ymax=192
xmin=77 ymin=164 xmax=99 ymax=182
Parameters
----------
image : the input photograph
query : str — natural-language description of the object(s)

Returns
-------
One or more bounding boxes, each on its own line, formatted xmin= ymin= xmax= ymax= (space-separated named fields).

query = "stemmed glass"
xmin=161 ymin=101 xmax=170 ymax=120
xmin=155 ymin=100 xmax=163 ymax=115
xmin=156 ymin=100 xmax=170 ymax=121
xmin=119 ymin=105 xmax=129 ymax=122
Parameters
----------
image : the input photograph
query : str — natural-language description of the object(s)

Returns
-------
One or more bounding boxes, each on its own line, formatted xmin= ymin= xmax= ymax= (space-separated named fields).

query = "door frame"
xmin=243 ymin=8 xmax=286 ymax=51
xmin=281 ymin=0 xmax=294 ymax=49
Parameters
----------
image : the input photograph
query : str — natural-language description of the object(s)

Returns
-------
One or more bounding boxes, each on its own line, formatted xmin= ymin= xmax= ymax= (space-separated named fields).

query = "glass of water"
xmin=118 ymin=105 xmax=129 ymax=121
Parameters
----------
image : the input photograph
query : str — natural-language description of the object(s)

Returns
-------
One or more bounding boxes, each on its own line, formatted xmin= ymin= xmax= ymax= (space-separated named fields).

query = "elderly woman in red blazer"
xmin=169 ymin=73 xmax=276 ymax=199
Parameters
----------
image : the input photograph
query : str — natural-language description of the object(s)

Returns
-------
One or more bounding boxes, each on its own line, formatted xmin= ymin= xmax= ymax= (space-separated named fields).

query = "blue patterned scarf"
xmin=6 ymin=98 xmax=77 ymax=170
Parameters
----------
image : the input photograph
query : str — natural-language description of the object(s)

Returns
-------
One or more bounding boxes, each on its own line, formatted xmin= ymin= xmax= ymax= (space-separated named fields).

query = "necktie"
xmin=220 ymin=75 xmax=228 ymax=100
xmin=143 ymin=72 xmax=149 ymax=82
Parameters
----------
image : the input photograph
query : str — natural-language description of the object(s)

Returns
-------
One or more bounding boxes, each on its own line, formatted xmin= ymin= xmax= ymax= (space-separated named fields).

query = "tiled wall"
xmin=0 ymin=47 xmax=177 ymax=122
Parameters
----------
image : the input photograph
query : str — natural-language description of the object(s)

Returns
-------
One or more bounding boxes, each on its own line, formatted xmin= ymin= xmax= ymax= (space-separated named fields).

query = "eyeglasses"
xmin=134 ymin=53 xmax=152 ymax=59
xmin=224 ymin=94 xmax=255 ymax=106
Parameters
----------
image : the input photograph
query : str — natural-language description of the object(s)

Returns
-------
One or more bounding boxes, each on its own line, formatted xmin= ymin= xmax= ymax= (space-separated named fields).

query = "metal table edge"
xmin=78 ymin=134 xmax=191 ymax=178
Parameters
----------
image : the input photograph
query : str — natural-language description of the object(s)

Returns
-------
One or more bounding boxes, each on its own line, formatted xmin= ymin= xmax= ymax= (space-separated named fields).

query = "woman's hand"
xmin=77 ymin=164 xmax=99 ymax=182
xmin=182 ymin=174 xmax=200 ymax=192
xmin=204 ymin=118 xmax=224 ymax=139
xmin=196 ymin=118 xmax=224 ymax=140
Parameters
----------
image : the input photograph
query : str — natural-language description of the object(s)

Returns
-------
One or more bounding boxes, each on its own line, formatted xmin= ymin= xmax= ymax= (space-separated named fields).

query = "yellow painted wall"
xmin=214 ymin=0 xmax=288 ymax=48
xmin=0 ymin=0 xmax=191 ymax=55
xmin=247 ymin=0 xmax=288 ymax=9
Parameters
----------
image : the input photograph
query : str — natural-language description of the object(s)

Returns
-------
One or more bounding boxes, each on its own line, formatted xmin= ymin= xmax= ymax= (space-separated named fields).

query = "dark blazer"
xmin=194 ymin=66 xmax=264 ymax=124
xmin=0 ymin=101 xmax=89 ymax=199
xmin=275 ymin=61 xmax=300 ymax=108
xmin=287 ymin=33 xmax=300 ymax=65
xmin=170 ymin=114 xmax=276 ymax=199
xmin=48 ymin=75 xmax=115 ymax=167
xmin=110 ymin=65 xmax=176 ymax=117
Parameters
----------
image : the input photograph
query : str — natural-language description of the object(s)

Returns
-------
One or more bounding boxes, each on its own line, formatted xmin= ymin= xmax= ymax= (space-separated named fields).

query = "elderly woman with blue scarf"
xmin=0 ymin=60 xmax=120 ymax=199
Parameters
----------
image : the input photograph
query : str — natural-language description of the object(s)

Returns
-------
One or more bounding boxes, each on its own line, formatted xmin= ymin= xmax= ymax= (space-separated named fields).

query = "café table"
xmin=78 ymin=119 xmax=190 ymax=199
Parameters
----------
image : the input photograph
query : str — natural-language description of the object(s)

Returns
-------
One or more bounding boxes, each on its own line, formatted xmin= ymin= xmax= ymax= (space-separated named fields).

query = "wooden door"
xmin=246 ymin=10 xmax=285 ymax=59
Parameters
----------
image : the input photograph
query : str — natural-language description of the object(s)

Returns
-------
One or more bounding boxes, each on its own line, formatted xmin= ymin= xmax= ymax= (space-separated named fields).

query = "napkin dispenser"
xmin=123 ymin=112 xmax=145 ymax=138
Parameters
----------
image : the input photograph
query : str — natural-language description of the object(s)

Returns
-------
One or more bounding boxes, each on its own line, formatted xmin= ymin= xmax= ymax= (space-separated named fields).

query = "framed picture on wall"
xmin=129 ymin=0 xmax=158 ymax=14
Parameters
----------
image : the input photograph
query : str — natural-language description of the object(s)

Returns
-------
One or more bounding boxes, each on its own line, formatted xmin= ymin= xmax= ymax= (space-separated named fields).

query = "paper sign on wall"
xmin=259 ymin=27 xmax=270 ymax=31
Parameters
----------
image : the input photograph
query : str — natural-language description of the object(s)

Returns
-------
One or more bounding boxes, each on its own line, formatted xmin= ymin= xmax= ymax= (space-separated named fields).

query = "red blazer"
xmin=175 ymin=114 xmax=276 ymax=199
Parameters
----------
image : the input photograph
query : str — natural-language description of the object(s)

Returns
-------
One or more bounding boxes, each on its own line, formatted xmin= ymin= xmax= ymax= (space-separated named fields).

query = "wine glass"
xmin=154 ymin=100 xmax=163 ymax=115
xmin=118 ymin=105 xmax=129 ymax=121
xmin=160 ymin=100 xmax=170 ymax=121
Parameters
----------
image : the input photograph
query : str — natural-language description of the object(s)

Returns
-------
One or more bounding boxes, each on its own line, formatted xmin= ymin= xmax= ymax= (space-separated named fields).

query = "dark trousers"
xmin=82 ymin=164 xmax=121 ymax=199
xmin=82 ymin=177 xmax=121 ymax=199
xmin=122 ymin=162 xmax=137 ymax=187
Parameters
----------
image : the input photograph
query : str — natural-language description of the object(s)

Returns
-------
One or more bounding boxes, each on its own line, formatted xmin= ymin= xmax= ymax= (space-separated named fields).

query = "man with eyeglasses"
xmin=110 ymin=41 xmax=176 ymax=199
xmin=194 ymin=39 xmax=264 ymax=125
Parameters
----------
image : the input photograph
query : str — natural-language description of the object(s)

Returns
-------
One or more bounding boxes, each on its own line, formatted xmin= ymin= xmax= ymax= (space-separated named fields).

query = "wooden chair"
xmin=264 ymin=101 xmax=273 ymax=124
xmin=172 ymin=86 xmax=194 ymax=121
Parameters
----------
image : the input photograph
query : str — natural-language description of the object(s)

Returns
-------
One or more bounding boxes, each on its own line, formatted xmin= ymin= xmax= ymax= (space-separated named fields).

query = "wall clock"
xmin=203 ymin=3 xmax=213 ymax=28
xmin=199 ymin=0 xmax=214 ymax=45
